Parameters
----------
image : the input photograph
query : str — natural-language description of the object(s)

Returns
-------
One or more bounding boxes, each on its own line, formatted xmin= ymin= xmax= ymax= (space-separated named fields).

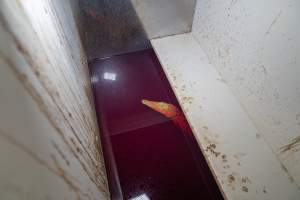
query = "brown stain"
xmin=13 ymin=62 xmax=105 ymax=191
xmin=241 ymin=177 xmax=251 ymax=184
xmin=205 ymin=143 xmax=221 ymax=157
xmin=84 ymin=84 xmax=94 ymax=107
xmin=70 ymin=137 xmax=82 ymax=154
xmin=228 ymin=174 xmax=235 ymax=183
xmin=11 ymin=19 xmax=98 ymax=167
xmin=242 ymin=186 xmax=248 ymax=192
xmin=203 ymin=133 xmax=230 ymax=165
xmin=221 ymin=154 xmax=228 ymax=163
xmin=227 ymin=173 xmax=236 ymax=190
xmin=203 ymin=131 xmax=249 ymax=190
xmin=280 ymin=135 xmax=300 ymax=153
xmin=226 ymin=173 xmax=252 ymax=192
xmin=181 ymin=96 xmax=194 ymax=104
xmin=0 ymin=23 xmax=109 ymax=195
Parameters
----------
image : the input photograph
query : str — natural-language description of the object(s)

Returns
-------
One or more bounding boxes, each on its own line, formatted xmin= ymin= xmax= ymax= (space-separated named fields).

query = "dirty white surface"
xmin=131 ymin=0 xmax=196 ymax=38
xmin=0 ymin=0 xmax=109 ymax=199
xmin=192 ymin=0 xmax=300 ymax=187
xmin=151 ymin=33 xmax=300 ymax=199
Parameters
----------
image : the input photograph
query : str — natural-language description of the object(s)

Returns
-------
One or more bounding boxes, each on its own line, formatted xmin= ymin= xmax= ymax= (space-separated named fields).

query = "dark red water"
xmin=89 ymin=49 xmax=223 ymax=200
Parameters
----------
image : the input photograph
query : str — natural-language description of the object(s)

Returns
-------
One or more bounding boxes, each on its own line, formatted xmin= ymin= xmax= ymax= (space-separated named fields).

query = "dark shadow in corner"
xmin=73 ymin=0 xmax=151 ymax=61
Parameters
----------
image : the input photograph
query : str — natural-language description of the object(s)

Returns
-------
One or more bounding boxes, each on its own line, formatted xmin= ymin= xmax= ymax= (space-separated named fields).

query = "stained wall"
xmin=192 ymin=0 xmax=300 ymax=187
xmin=0 ymin=0 xmax=109 ymax=199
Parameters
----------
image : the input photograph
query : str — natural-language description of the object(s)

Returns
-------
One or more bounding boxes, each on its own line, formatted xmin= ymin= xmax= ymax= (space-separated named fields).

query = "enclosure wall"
xmin=192 ymin=0 xmax=300 ymax=186
xmin=0 ymin=0 xmax=109 ymax=199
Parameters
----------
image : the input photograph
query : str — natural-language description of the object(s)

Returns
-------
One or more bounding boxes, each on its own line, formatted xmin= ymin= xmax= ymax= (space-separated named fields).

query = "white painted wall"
xmin=192 ymin=0 xmax=300 ymax=188
xmin=131 ymin=0 xmax=196 ymax=38
xmin=152 ymin=33 xmax=300 ymax=200
xmin=0 ymin=0 xmax=109 ymax=199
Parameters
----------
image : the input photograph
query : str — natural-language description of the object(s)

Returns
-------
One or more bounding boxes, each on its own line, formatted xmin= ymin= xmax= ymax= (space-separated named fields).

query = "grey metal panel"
xmin=74 ymin=0 xmax=151 ymax=60
xmin=73 ymin=0 xmax=196 ymax=59
xmin=131 ymin=0 xmax=196 ymax=39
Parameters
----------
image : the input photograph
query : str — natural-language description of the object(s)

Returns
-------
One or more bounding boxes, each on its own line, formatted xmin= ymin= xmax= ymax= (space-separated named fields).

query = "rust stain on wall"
xmin=280 ymin=135 xmax=300 ymax=154
xmin=4 ymin=51 xmax=107 ymax=193
xmin=205 ymin=143 xmax=221 ymax=157
xmin=0 ymin=1 xmax=109 ymax=198
xmin=227 ymin=172 xmax=252 ymax=193
xmin=242 ymin=185 xmax=248 ymax=192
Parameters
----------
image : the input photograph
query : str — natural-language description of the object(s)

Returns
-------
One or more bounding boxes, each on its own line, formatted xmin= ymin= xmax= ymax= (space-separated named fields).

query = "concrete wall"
xmin=0 ymin=0 xmax=109 ymax=199
xmin=192 ymin=0 xmax=300 ymax=188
